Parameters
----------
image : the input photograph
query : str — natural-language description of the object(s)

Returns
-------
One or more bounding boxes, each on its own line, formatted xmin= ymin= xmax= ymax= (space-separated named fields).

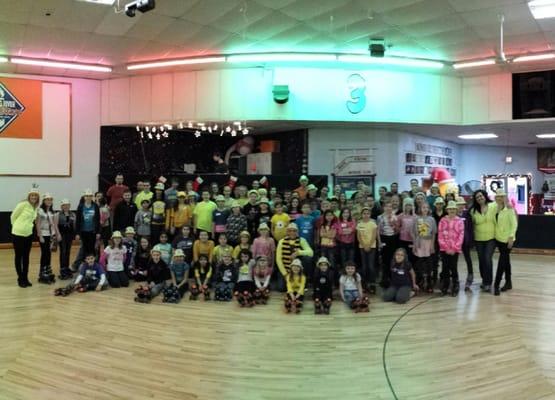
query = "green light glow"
xmin=337 ymin=55 xmax=444 ymax=69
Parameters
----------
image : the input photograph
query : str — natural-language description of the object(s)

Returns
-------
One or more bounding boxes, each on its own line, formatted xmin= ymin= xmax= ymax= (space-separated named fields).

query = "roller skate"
xmin=38 ymin=266 xmax=56 ymax=284
xmin=314 ymin=298 xmax=322 ymax=314
xmin=235 ymin=291 xmax=246 ymax=307
xmin=351 ymin=298 xmax=361 ymax=313
xmin=203 ymin=286 xmax=211 ymax=301
xmin=294 ymin=299 xmax=303 ymax=314
xmin=358 ymin=296 xmax=370 ymax=313
xmin=134 ymin=285 xmax=152 ymax=303
xmin=284 ymin=296 xmax=293 ymax=313
xmin=58 ymin=270 xmax=73 ymax=281
xmin=501 ymin=280 xmax=512 ymax=292
xmin=54 ymin=283 xmax=75 ymax=297
xmin=253 ymin=289 xmax=262 ymax=304
xmin=189 ymin=284 xmax=200 ymax=300
xmin=323 ymin=298 xmax=332 ymax=315
xmin=451 ymin=281 xmax=460 ymax=297
xmin=260 ymin=288 xmax=270 ymax=304
xmin=464 ymin=274 xmax=473 ymax=292
xmin=162 ymin=285 xmax=180 ymax=303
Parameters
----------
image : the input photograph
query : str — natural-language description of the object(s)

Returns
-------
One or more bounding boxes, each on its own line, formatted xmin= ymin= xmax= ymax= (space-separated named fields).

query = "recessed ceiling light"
xmin=458 ymin=133 xmax=498 ymax=140
xmin=453 ymin=59 xmax=496 ymax=69
xmin=529 ymin=0 xmax=555 ymax=19
xmin=536 ymin=133 xmax=555 ymax=138
xmin=76 ymin=0 xmax=116 ymax=5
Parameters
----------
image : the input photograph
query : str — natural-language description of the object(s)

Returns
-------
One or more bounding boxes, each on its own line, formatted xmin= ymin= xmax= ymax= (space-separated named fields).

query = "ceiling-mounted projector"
xmin=125 ymin=0 xmax=155 ymax=17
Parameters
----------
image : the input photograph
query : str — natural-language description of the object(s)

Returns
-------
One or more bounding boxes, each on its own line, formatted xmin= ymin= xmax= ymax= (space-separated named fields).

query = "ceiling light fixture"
xmin=227 ymin=53 xmax=337 ymax=63
xmin=458 ymin=133 xmax=498 ymax=140
xmin=513 ymin=53 xmax=555 ymax=62
xmin=536 ymin=133 xmax=555 ymax=138
xmin=127 ymin=56 xmax=225 ymax=70
xmin=453 ymin=59 xmax=496 ymax=69
xmin=529 ymin=0 xmax=555 ymax=19
xmin=10 ymin=57 xmax=112 ymax=72
xmin=338 ymin=55 xmax=444 ymax=69
xmin=0 ymin=56 xmax=8 ymax=63
xmin=76 ymin=0 xmax=115 ymax=5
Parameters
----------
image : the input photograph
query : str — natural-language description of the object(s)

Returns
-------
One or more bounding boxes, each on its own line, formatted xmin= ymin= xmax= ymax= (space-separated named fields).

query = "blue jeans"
xmin=343 ymin=289 xmax=359 ymax=307
xmin=360 ymin=249 xmax=377 ymax=286
xmin=475 ymin=239 xmax=495 ymax=286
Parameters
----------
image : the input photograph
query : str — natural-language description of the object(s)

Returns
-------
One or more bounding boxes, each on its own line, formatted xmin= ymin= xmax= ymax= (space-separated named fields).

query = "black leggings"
xmin=13 ymin=234 xmax=33 ymax=283
xmin=380 ymin=235 xmax=398 ymax=286
xmin=59 ymin=234 xmax=74 ymax=275
xmin=39 ymin=236 xmax=52 ymax=271
xmin=107 ymin=271 xmax=129 ymax=288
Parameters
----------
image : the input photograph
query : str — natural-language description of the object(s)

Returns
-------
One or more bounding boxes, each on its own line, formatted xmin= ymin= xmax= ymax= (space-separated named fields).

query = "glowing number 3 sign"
xmin=346 ymin=74 xmax=366 ymax=114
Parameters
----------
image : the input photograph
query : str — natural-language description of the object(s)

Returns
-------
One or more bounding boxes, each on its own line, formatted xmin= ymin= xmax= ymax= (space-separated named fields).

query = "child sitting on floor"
xmin=313 ymin=257 xmax=334 ymax=315
xmin=339 ymin=261 xmax=369 ymax=312
xmin=135 ymin=245 xmax=170 ymax=303
xmin=253 ymin=255 xmax=272 ymax=304
xmin=55 ymin=253 xmax=108 ymax=296
xmin=284 ymin=259 xmax=306 ymax=314
xmin=214 ymin=253 xmax=237 ymax=301
xmin=383 ymin=248 xmax=418 ymax=304
xmin=100 ymin=231 xmax=129 ymax=288
xmin=131 ymin=237 xmax=150 ymax=281
xmin=190 ymin=254 xmax=212 ymax=301
xmin=165 ymin=249 xmax=190 ymax=303
xmin=234 ymin=250 xmax=256 ymax=307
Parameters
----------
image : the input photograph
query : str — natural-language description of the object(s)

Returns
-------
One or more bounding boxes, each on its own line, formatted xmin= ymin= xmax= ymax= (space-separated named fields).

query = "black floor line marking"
xmin=382 ymin=295 xmax=439 ymax=400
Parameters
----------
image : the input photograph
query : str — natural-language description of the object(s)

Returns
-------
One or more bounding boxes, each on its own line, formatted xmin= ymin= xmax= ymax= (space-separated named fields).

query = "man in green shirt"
xmin=134 ymin=181 xmax=153 ymax=209
xmin=193 ymin=190 xmax=217 ymax=236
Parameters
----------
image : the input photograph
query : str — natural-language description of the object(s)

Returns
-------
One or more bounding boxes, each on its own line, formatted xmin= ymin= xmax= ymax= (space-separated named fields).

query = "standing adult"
xmin=74 ymin=189 xmax=101 ymax=268
xmin=106 ymin=173 xmax=129 ymax=211
xmin=11 ymin=188 xmax=40 ymax=287
xmin=469 ymin=190 xmax=497 ymax=292
xmin=36 ymin=193 xmax=59 ymax=284
xmin=113 ymin=190 xmax=138 ymax=232
xmin=493 ymin=190 xmax=518 ymax=296
xmin=134 ymin=181 xmax=153 ymax=209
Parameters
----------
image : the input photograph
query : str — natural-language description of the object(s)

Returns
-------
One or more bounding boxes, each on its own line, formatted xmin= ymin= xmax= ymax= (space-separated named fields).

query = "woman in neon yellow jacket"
xmin=469 ymin=190 xmax=497 ymax=292
xmin=11 ymin=188 xmax=40 ymax=288
xmin=493 ymin=190 xmax=518 ymax=296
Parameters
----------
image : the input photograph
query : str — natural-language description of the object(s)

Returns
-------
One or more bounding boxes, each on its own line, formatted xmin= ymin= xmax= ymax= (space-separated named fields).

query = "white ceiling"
xmin=1 ymin=0 xmax=555 ymax=77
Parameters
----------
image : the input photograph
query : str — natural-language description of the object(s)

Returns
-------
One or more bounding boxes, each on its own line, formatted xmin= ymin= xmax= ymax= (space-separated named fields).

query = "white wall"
xmin=458 ymin=144 xmax=544 ymax=192
xmin=0 ymin=74 xmax=101 ymax=212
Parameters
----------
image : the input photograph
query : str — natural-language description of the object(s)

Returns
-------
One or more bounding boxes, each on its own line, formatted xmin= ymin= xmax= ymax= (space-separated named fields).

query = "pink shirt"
xmin=398 ymin=214 xmax=416 ymax=242
xmin=333 ymin=220 xmax=356 ymax=244
xmin=438 ymin=216 xmax=464 ymax=254
xmin=251 ymin=236 xmax=276 ymax=267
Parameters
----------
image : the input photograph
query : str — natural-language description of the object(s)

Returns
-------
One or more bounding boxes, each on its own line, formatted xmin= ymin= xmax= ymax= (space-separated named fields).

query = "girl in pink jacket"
xmin=438 ymin=201 xmax=464 ymax=297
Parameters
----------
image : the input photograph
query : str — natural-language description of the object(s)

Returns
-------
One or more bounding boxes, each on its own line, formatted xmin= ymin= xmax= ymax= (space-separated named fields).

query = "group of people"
xmin=10 ymin=173 xmax=518 ymax=314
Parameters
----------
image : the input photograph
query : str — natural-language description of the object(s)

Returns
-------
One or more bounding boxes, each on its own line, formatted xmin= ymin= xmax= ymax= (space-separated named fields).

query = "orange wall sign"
xmin=0 ymin=77 xmax=42 ymax=139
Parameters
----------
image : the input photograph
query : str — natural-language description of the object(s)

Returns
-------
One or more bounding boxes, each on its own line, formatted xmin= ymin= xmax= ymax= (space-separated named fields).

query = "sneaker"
xmin=494 ymin=287 xmax=500 ymax=296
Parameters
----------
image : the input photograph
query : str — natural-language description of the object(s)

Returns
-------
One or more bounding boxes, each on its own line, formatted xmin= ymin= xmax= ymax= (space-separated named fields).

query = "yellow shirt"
xmin=495 ymin=206 xmax=518 ymax=243
xmin=11 ymin=201 xmax=38 ymax=237
xmin=271 ymin=213 xmax=290 ymax=241
xmin=356 ymin=219 xmax=378 ymax=249
xmin=166 ymin=205 xmax=192 ymax=229
xmin=134 ymin=191 xmax=153 ymax=209
xmin=472 ymin=203 xmax=497 ymax=241
xmin=193 ymin=240 xmax=215 ymax=262
xmin=286 ymin=274 xmax=306 ymax=295
xmin=193 ymin=201 xmax=217 ymax=232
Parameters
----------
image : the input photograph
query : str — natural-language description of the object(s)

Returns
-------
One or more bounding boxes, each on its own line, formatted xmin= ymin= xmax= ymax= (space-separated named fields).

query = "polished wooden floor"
xmin=1 ymin=247 xmax=555 ymax=400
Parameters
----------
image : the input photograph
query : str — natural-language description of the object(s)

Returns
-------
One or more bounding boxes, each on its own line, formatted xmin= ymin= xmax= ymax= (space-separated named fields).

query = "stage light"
xmin=227 ymin=53 xmax=337 ymax=63
xmin=513 ymin=53 xmax=555 ymax=62
xmin=453 ymin=59 xmax=496 ymax=69
xmin=127 ymin=56 xmax=225 ymax=70
xmin=10 ymin=57 xmax=112 ymax=72
xmin=338 ymin=55 xmax=444 ymax=69
xmin=458 ymin=133 xmax=498 ymax=140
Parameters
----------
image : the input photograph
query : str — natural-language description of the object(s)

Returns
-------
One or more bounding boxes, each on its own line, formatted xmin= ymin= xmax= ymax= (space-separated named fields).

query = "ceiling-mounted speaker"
xmin=272 ymin=85 xmax=289 ymax=104
xmin=369 ymin=38 xmax=385 ymax=57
